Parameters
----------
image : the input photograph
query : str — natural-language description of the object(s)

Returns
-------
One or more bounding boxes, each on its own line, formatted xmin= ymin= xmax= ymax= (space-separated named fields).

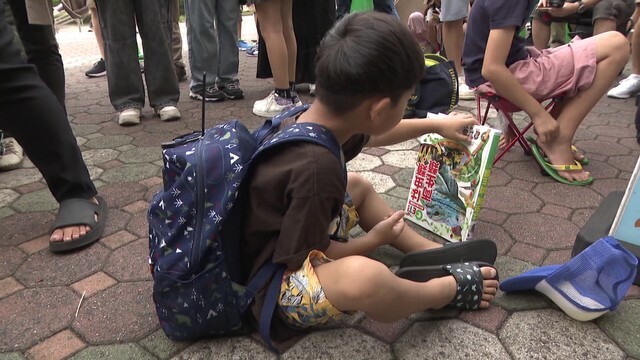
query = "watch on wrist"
xmin=577 ymin=0 xmax=588 ymax=14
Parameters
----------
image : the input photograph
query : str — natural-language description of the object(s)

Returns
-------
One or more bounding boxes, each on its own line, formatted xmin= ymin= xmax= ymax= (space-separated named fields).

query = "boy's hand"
xmin=436 ymin=113 xmax=479 ymax=142
xmin=369 ymin=210 xmax=405 ymax=246
xmin=531 ymin=112 xmax=559 ymax=144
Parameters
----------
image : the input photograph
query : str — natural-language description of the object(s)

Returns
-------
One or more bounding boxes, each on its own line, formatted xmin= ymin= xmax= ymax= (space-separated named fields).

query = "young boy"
xmin=241 ymin=12 xmax=499 ymax=341
xmin=462 ymin=0 xmax=630 ymax=185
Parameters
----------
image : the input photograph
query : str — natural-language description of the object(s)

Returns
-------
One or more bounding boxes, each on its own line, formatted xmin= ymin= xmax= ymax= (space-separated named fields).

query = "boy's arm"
xmin=481 ymin=26 xmax=559 ymax=144
xmin=367 ymin=113 xmax=477 ymax=147
xmin=324 ymin=210 xmax=405 ymax=259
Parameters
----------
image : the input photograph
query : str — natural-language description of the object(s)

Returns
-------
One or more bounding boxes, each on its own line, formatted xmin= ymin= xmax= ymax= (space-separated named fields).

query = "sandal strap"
xmin=52 ymin=198 xmax=99 ymax=231
xmin=547 ymin=160 xmax=583 ymax=172
xmin=445 ymin=262 xmax=485 ymax=310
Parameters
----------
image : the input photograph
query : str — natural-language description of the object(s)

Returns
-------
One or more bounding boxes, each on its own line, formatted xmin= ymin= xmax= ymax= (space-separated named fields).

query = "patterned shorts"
xmin=278 ymin=196 xmax=360 ymax=328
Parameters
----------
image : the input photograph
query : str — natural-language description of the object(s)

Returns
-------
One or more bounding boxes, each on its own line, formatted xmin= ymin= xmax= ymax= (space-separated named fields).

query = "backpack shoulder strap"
xmin=252 ymin=104 xmax=311 ymax=142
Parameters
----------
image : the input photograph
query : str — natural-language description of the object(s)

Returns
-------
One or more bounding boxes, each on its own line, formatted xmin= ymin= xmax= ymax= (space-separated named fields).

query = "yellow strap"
xmin=547 ymin=160 xmax=583 ymax=172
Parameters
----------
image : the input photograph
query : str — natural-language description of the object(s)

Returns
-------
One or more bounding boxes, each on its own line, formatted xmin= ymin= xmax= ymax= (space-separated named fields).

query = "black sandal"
xmin=399 ymin=239 xmax=497 ymax=268
xmin=49 ymin=195 xmax=108 ymax=253
xmin=395 ymin=261 xmax=498 ymax=310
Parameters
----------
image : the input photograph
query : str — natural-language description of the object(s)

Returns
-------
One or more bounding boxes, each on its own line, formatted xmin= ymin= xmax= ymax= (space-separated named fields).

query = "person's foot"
xmin=156 ymin=106 xmax=181 ymax=122
xmin=253 ymin=91 xmax=295 ymax=118
xmin=175 ymin=66 xmax=187 ymax=82
xmin=458 ymin=76 xmax=476 ymax=100
xmin=431 ymin=266 xmax=498 ymax=310
xmin=118 ymin=108 xmax=141 ymax=126
xmin=607 ymin=74 xmax=640 ymax=99
xmin=238 ymin=39 xmax=253 ymax=50
xmin=189 ymin=86 xmax=226 ymax=102
xmin=245 ymin=45 xmax=258 ymax=57
xmin=85 ymin=58 xmax=106 ymax=78
xmin=536 ymin=140 xmax=591 ymax=182
xmin=50 ymin=197 xmax=99 ymax=244
xmin=0 ymin=136 xmax=24 ymax=171
xmin=218 ymin=80 xmax=244 ymax=100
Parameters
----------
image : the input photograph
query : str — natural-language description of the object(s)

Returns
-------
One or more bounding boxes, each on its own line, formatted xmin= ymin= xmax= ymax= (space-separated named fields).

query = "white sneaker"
xmin=253 ymin=92 xmax=295 ymax=118
xmin=607 ymin=74 xmax=640 ymax=99
xmin=458 ymin=76 xmax=476 ymax=100
xmin=0 ymin=137 xmax=24 ymax=171
xmin=157 ymin=105 xmax=181 ymax=122
xmin=118 ymin=108 xmax=141 ymax=126
xmin=309 ymin=83 xmax=316 ymax=96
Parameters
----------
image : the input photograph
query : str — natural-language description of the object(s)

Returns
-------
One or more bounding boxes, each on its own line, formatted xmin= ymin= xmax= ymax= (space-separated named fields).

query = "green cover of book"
xmin=404 ymin=124 xmax=501 ymax=242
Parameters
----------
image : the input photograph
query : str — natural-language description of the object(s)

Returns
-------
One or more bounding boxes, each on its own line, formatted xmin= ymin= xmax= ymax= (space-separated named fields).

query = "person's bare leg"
xmin=347 ymin=173 xmax=441 ymax=254
xmin=537 ymin=31 xmax=630 ymax=182
xmin=90 ymin=8 xmax=104 ymax=59
xmin=50 ymin=197 xmax=99 ymax=243
xmin=280 ymin=0 xmax=296 ymax=82
xmin=442 ymin=18 xmax=464 ymax=73
xmin=532 ymin=18 xmax=551 ymax=50
xmin=633 ymin=19 xmax=640 ymax=74
xmin=315 ymin=256 xmax=498 ymax=321
xmin=255 ymin=0 xmax=289 ymax=88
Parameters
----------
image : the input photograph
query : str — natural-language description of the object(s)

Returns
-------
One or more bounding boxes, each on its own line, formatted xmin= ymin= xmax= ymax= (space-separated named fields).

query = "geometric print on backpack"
xmin=147 ymin=106 xmax=345 ymax=341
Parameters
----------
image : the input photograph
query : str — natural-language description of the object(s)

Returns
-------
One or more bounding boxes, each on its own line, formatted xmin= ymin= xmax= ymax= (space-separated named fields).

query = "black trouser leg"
xmin=0 ymin=1 xmax=96 ymax=203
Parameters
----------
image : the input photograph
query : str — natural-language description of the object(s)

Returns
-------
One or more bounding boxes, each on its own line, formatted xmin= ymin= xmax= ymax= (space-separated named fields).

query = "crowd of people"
xmin=0 ymin=0 xmax=636 ymax=347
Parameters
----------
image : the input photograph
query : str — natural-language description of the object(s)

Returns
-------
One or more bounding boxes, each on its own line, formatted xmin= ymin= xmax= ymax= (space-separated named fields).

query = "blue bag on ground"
xmin=147 ymin=105 xmax=344 ymax=344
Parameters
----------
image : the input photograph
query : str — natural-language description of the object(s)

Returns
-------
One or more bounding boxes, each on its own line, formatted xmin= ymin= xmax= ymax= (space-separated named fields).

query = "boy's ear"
xmin=369 ymin=97 xmax=392 ymax=128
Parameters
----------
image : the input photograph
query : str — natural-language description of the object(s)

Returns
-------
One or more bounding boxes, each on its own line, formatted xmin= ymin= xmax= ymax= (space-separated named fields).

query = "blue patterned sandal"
xmin=395 ymin=261 xmax=498 ymax=310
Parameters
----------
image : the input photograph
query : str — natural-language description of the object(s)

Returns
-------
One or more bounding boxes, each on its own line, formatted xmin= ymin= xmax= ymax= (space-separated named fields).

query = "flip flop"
xmin=500 ymin=236 xmax=637 ymax=321
xmin=526 ymin=136 xmax=593 ymax=186
xmin=570 ymin=145 xmax=589 ymax=166
xmin=399 ymin=239 xmax=498 ymax=268
xmin=49 ymin=195 xmax=109 ymax=253
xmin=396 ymin=261 xmax=498 ymax=310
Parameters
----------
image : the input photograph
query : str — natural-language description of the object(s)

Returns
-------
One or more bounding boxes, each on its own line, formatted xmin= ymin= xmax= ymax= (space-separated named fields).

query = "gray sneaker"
xmin=0 ymin=136 xmax=24 ymax=171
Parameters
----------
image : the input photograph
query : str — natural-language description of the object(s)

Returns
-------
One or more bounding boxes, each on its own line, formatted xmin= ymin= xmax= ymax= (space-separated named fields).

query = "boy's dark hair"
xmin=315 ymin=12 xmax=424 ymax=115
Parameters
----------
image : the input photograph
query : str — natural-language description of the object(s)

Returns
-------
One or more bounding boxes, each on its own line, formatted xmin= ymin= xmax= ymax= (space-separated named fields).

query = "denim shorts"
xmin=440 ymin=0 xmax=470 ymax=22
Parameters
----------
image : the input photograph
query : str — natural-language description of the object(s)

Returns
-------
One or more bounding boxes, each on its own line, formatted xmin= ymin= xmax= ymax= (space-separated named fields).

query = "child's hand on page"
xmin=436 ymin=112 xmax=478 ymax=142
xmin=370 ymin=210 xmax=405 ymax=246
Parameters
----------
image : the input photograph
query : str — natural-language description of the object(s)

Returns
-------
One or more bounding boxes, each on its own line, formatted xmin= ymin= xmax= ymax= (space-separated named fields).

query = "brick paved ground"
xmin=1 ymin=22 xmax=639 ymax=360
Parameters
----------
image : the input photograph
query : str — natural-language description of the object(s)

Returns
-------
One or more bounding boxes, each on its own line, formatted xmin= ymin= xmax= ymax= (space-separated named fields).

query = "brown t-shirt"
xmin=241 ymin=123 xmax=367 ymax=340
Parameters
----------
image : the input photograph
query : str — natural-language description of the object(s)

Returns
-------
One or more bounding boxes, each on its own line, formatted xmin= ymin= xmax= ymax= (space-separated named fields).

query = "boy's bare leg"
xmin=537 ymin=31 xmax=629 ymax=182
xmin=315 ymin=255 xmax=498 ymax=322
xmin=347 ymin=172 xmax=441 ymax=254
xmin=442 ymin=19 xmax=464 ymax=73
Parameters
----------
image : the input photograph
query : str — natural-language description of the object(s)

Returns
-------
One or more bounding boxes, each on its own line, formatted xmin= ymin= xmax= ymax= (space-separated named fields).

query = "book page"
xmin=609 ymin=157 xmax=640 ymax=247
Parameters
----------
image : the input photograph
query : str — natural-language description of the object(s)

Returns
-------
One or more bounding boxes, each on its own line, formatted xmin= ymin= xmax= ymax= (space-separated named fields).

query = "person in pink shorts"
xmin=462 ymin=0 xmax=629 ymax=185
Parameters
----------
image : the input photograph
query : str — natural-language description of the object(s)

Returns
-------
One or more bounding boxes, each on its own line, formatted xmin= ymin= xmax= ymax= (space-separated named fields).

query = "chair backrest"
xmin=60 ymin=0 xmax=90 ymax=19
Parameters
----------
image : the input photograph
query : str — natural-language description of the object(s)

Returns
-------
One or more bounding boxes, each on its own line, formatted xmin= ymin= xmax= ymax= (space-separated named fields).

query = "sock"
xmin=275 ymin=88 xmax=292 ymax=99
xmin=628 ymin=74 xmax=640 ymax=81
xmin=289 ymin=82 xmax=296 ymax=92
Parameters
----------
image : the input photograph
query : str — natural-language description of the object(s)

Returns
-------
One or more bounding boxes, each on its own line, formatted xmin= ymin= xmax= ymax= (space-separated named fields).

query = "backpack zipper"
xmin=190 ymin=133 xmax=206 ymax=272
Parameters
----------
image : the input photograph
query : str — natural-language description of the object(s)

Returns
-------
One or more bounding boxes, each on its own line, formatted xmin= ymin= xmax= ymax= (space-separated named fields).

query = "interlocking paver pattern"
xmin=0 ymin=22 xmax=639 ymax=359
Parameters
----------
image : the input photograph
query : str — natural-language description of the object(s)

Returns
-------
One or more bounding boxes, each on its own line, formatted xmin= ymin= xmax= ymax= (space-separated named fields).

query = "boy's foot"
xmin=607 ymin=74 xmax=640 ymax=99
xmin=218 ymin=80 xmax=244 ymax=100
xmin=85 ymin=58 xmax=106 ymax=78
xmin=253 ymin=91 xmax=295 ymax=118
xmin=189 ymin=87 xmax=226 ymax=102
xmin=398 ymin=263 xmax=499 ymax=310
xmin=50 ymin=196 xmax=108 ymax=253
xmin=156 ymin=106 xmax=181 ymax=122
xmin=0 ymin=137 xmax=24 ymax=171
xmin=118 ymin=108 xmax=141 ymax=126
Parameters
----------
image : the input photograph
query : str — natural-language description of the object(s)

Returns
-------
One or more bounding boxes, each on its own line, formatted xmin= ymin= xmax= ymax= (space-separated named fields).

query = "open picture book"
xmin=404 ymin=115 xmax=501 ymax=242
xmin=609 ymin=156 xmax=640 ymax=250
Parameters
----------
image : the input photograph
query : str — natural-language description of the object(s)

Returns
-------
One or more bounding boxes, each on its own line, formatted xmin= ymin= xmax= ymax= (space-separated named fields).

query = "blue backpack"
xmin=147 ymin=105 xmax=344 ymax=347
